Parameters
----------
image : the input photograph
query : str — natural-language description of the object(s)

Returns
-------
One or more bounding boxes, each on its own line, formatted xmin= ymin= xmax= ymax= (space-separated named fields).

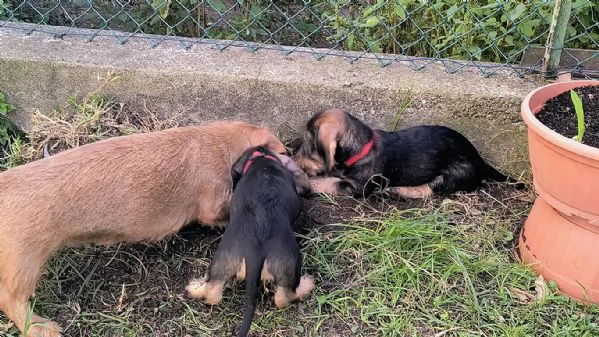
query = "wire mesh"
xmin=0 ymin=0 xmax=597 ymax=78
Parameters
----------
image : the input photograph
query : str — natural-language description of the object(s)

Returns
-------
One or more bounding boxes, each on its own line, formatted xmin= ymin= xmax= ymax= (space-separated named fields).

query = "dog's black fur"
xmin=204 ymin=146 xmax=310 ymax=337
xmin=298 ymin=109 xmax=525 ymax=197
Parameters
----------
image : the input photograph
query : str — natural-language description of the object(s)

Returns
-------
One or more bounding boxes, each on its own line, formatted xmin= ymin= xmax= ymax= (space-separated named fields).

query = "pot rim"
xmin=521 ymin=80 xmax=599 ymax=159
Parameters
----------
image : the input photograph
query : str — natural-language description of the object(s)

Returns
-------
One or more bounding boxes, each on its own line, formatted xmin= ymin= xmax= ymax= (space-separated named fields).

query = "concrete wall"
xmin=0 ymin=22 xmax=543 ymax=178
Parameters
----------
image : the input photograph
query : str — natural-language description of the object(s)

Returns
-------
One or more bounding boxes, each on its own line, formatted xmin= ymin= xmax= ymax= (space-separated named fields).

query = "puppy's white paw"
xmin=309 ymin=177 xmax=343 ymax=195
xmin=296 ymin=274 xmax=316 ymax=299
xmin=185 ymin=278 xmax=208 ymax=299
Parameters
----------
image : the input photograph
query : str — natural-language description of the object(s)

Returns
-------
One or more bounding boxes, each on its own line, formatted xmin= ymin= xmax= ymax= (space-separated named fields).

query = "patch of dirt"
xmin=32 ymin=182 xmax=531 ymax=336
xmin=535 ymin=85 xmax=599 ymax=148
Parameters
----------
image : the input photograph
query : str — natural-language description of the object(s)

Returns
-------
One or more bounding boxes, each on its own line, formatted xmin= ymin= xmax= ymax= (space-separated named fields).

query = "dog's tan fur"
xmin=387 ymin=185 xmax=433 ymax=199
xmin=295 ymin=108 xmax=348 ymax=176
xmin=0 ymin=121 xmax=286 ymax=337
xmin=186 ymin=259 xmax=315 ymax=309
xmin=274 ymin=276 xmax=315 ymax=308
xmin=309 ymin=177 xmax=345 ymax=195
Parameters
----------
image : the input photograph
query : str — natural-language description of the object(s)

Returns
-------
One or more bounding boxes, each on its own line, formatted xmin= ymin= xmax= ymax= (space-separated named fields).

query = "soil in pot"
xmin=535 ymin=85 xmax=599 ymax=148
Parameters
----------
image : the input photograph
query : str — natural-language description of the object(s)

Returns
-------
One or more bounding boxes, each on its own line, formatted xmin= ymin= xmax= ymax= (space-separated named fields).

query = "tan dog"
xmin=0 ymin=121 xmax=288 ymax=337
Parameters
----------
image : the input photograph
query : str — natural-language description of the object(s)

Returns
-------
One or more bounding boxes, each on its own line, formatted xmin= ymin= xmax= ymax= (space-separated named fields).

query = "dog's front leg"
xmin=386 ymin=184 xmax=433 ymax=199
xmin=308 ymin=177 xmax=358 ymax=196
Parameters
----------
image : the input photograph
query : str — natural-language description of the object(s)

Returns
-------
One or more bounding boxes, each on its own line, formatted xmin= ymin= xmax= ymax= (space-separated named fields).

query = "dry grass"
xmin=14 ymin=72 xmax=180 ymax=164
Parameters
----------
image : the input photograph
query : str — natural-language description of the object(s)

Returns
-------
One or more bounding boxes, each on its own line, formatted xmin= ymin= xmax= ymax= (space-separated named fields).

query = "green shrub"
xmin=4 ymin=0 xmax=598 ymax=64
xmin=317 ymin=0 xmax=598 ymax=62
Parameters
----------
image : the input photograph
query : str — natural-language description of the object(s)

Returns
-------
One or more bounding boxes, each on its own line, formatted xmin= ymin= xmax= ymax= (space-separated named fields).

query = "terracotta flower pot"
xmin=520 ymin=80 xmax=599 ymax=304
xmin=521 ymin=80 xmax=599 ymax=222
xmin=520 ymin=198 xmax=599 ymax=303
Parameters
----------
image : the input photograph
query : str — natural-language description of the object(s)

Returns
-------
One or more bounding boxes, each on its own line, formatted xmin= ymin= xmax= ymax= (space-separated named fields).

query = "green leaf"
xmin=346 ymin=33 xmax=355 ymax=50
xmin=0 ymin=128 xmax=8 ymax=146
xmin=446 ymin=4 xmax=459 ymax=19
xmin=149 ymin=14 xmax=162 ymax=26
xmin=362 ymin=6 xmax=374 ymax=18
xmin=0 ymin=105 xmax=6 ymax=115
xmin=152 ymin=0 xmax=172 ymax=19
xmin=394 ymin=5 xmax=407 ymax=20
xmin=518 ymin=21 xmax=534 ymax=37
xmin=504 ymin=35 xmax=514 ymax=46
xmin=364 ymin=16 xmax=380 ymax=28
xmin=250 ymin=4 xmax=262 ymax=18
xmin=509 ymin=3 xmax=527 ymax=22
xmin=570 ymin=90 xmax=585 ymax=143
xmin=207 ymin=0 xmax=227 ymax=13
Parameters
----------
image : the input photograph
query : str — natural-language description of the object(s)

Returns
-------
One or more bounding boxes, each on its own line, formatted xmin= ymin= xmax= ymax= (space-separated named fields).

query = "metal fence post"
xmin=542 ymin=0 xmax=573 ymax=77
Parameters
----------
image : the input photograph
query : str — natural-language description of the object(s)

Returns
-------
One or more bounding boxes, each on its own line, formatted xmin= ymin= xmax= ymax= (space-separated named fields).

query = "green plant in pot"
xmin=519 ymin=80 xmax=599 ymax=304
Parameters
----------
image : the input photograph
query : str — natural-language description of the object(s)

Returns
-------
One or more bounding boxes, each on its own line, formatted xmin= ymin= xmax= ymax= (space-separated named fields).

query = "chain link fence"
xmin=0 ymin=0 xmax=597 ymax=78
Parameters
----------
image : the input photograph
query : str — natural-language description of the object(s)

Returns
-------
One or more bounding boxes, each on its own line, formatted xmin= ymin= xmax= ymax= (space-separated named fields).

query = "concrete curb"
xmin=0 ymin=22 xmax=541 ymax=177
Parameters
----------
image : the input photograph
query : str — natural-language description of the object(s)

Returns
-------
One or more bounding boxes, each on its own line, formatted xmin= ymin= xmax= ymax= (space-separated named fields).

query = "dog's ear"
xmin=273 ymin=152 xmax=312 ymax=196
xmin=251 ymin=128 xmax=286 ymax=154
xmin=317 ymin=123 xmax=341 ymax=171
xmin=265 ymin=136 xmax=286 ymax=154
xmin=231 ymin=149 xmax=253 ymax=188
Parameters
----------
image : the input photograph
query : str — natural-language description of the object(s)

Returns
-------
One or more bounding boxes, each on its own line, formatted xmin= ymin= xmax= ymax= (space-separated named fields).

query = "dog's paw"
xmin=296 ymin=274 xmax=316 ymax=299
xmin=186 ymin=277 xmax=224 ymax=305
xmin=309 ymin=177 xmax=343 ymax=195
xmin=185 ymin=278 xmax=208 ymax=299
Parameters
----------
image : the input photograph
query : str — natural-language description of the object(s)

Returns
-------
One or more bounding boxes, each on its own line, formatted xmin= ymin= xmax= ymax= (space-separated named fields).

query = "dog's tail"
xmin=237 ymin=248 xmax=265 ymax=337
xmin=484 ymin=163 xmax=526 ymax=190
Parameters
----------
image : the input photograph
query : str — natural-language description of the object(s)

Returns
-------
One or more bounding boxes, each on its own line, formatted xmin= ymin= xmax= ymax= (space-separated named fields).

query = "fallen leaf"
xmin=534 ymin=275 xmax=550 ymax=300
xmin=511 ymin=287 xmax=534 ymax=304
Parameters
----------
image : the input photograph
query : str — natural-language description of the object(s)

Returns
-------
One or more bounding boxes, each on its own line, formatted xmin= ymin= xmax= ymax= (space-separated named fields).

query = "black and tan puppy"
xmin=295 ymin=108 xmax=523 ymax=198
xmin=186 ymin=146 xmax=315 ymax=337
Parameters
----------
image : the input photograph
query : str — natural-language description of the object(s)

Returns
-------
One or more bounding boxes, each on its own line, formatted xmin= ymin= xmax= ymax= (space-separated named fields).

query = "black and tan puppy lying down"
xmin=186 ymin=146 xmax=314 ymax=337
xmin=0 ymin=121 xmax=306 ymax=337
xmin=295 ymin=108 xmax=524 ymax=198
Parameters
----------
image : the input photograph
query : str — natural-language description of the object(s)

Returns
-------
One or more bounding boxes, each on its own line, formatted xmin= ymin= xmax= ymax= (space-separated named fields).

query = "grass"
xmin=3 ymin=187 xmax=598 ymax=336
xmin=303 ymin=209 xmax=599 ymax=336
xmin=1 ymin=83 xmax=599 ymax=336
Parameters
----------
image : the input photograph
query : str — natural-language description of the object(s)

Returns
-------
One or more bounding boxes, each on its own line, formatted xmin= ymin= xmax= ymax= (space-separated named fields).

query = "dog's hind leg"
xmin=386 ymin=184 xmax=433 ymax=199
xmin=0 ymin=249 xmax=62 ymax=337
xmin=186 ymin=251 xmax=242 ymax=305
xmin=186 ymin=277 xmax=227 ymax=305
xmin=428 ymin=162 xmax=480 ymax=195
xmin=274 ymin=275 xmax=315 ymax=309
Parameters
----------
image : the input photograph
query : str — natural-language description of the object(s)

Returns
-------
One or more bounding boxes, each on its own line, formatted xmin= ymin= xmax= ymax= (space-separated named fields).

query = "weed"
xmin=570 ymin=89 xmax=585 ymax=143
xmin=0 ymin=91 xmax=17 ymax=147
xmin=0 ymin=91 xmax=26 ymax=169
xmin=0 ymin=0 xmax=11 ymax=20
xmin=15 ymin=72 xmax=180 ymax=163
xmin=391 ymin=88 xmax=414 ymax=132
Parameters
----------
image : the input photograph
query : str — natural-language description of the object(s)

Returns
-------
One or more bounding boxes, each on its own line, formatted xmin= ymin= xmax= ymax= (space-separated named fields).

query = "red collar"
xmin=343 ymin=133 xmax=376 ymax=167
xmin=242 ymin=151 xmax=278 ymax=175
